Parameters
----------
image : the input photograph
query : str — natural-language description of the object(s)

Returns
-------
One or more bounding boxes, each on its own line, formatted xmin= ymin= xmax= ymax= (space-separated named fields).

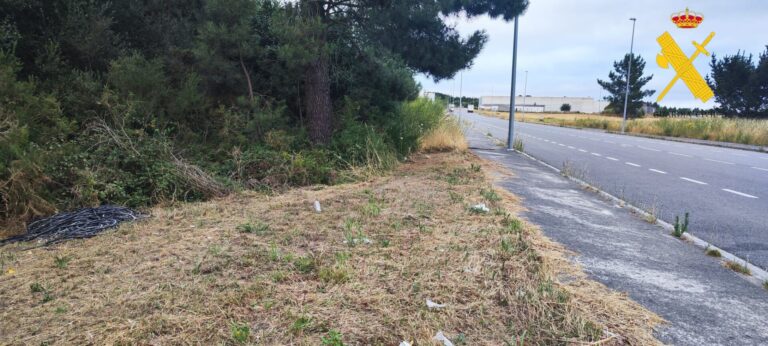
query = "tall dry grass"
xmin=419 ymin=116 xmax=468 ymax=152
xmin=477 ymin=110 xmax=768 ymax=147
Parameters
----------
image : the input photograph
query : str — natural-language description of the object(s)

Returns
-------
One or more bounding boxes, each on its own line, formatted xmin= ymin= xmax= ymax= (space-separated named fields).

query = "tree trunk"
xmin=304 ymin=54 xmax=333 ymax=145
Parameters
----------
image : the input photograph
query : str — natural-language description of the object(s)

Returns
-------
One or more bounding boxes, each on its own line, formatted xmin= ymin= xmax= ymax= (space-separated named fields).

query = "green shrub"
xmin=386 ymin=98 xmax=443 ymax=158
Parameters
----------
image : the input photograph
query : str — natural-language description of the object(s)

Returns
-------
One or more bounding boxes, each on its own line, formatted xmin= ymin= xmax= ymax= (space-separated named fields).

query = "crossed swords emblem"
xmin=656 ymin=31 xmax=716 ymax=103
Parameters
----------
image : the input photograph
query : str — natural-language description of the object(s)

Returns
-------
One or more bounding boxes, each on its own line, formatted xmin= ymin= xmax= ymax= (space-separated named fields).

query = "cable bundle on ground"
xmin=0 ymin=205 xmax=145 ymax=245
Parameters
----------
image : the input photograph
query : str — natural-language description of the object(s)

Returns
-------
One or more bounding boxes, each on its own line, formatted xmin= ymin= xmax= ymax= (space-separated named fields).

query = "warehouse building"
xmin=479 ymin=96 xmax=606 ymax=114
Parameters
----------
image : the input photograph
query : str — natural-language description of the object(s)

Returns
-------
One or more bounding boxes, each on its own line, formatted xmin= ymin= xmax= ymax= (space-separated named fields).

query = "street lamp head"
xmin=630 ymin=17 xmax=637 ymax=21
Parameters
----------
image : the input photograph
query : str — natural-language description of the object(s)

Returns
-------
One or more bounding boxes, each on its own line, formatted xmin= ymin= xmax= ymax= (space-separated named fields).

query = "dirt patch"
xmin=0 ymin=152 xmax=661 ymax=345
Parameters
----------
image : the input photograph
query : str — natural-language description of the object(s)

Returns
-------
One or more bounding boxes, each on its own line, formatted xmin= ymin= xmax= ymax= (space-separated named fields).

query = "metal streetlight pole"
xmin=621 ymin=18 xmax=637 ymax=134
xmin=506 ymin=16 xmax=519 ymax=150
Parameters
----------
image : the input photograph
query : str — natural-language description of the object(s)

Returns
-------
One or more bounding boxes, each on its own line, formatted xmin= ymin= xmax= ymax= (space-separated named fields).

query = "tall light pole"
xmin=522 ymin=70 xmax=528 ymax=113
xmin=506 ymin=16 xmax=519 ymax=150
xmin=621 ymin=18 xmax=637 ymax=134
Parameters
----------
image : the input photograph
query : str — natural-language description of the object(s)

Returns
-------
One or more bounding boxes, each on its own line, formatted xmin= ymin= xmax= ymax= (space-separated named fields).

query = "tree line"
xmin=0 ymin=0 xmax=529 ymax=228
xmin=598 ymin=46 xmax=768 ymax=118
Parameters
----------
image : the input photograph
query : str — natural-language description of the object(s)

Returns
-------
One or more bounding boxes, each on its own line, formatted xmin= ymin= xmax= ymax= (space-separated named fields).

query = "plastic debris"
xmin=343 ymin=237 xmax=372 ymax=245
xmin=426 ymin=299 xmax=447 ymax=309
xmin=314 ymin=200 xmax=322 ymax=213
xmin=5 ymin=268 xmax=15 ymax=275
xmin=470 ymin=203 xmax=490 ymax=213
xmin=399 ymin=341 xmax=412 ymax=346
xmin=433 ymin=331 xmax=455 ymax=346
xmin=0 ymin=205 xmax=145 ymax=245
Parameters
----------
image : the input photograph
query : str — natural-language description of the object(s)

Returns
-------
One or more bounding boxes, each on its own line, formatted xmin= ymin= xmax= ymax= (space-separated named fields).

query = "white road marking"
xmin=669 ymin=152 xmax=693 ymax=157
xmin=680 ymin=177 xmax=708 ymax=185
xmin=638 ymin=146 xmax=662 ymax=152
xmin=591 ymin=153 xmax=602 ymax=157
xmin=558 ymin=144 xmax=566 ymax=147
xmin=705 ymin=158 xmax=735 ymax=165
xmin=606 ymin=157 xmax=619 ymax=161
xmin=722 ymin=189 xmax=759 ymax=199
xmin=578 ymin=149 xmax=588 ymax=153
xmin=649 ymin=169 xmax=667 ymax=174
xmin=625 ymin=162 xmax=641 ymax=167
xmin=567 ymin=146 xmax=576 ymax=149
xmin=752 ymin=167 xmax=768 ymax=172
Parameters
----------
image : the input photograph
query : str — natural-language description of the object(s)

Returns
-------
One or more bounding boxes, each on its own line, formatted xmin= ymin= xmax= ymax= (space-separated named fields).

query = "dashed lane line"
xmin=705 ymin=158 xmax=735 ymax=165
xmin=638 ymin=146 xmax=662 ymax=152
xmin=669 ymin=152 xmax=693 ymax=157
xmin=649 ymin=169 xmax=667 ymax=174
xmin=680 ymin=177 xmax=708 ymax=185
xmin=578 ymin=149 xmax=588 ymax=153
xmin=752 ymin=167 xmax=768 ymax=172
xmin=722 ymin=189 xmax=759 ymax=199
xmin=606 ymin=157 xmax=619 ymax=161
xmin=625 ymin=162 xmax=641 ymax=167
xmin=591 ymin=153 xmax=602 ymax=157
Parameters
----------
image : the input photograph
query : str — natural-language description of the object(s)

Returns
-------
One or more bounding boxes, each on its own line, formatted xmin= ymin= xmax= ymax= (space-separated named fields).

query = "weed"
xmin=763 ymin=281 xmax=768 ymax=291
xmin=321 ymin=330 xmax=345 ymax=346
xmin=237 ymin=221 xmax=270 ymax=234
xmin=481 ymin=188 xmax=501 ymax=202
xmin=343 ymin=219 xmax=369 ymax=246
xmin=291 ymin=316 xmax=313 ymax=334
xmin=230 ymin=322 xmax=250 ymax=344
xmin=705 ymin=248 xmax=722 ymax=257
xmin=54 ymin=255 xmax=71 ymax=269
xmin=672 ymin=212 xmax=689 ymax=238
xmin=30 ymin=282 xmax=44 ymax=293
xmin=725 ymin=261 xmax=751 ymax=276
xmin=270 ymin=271 xmax=288 ymax=283
xmin=41 ymin=291 xmax=55 ymax=303
xmin=294 ymin=256 xmax=316 ymax=274
xmin=453 ymin=333 xmax=467 ymax=345
xmin=55 ymin=306 xmax=67 ymax=314
xmin=502 ymin=217 xmax=523 ymax=234
xmin=448 ymin=191 xmax=464 ymax=204
xmin=319 ymin=267 xmax=350 ymax=284
xmin=470 ymin=163 xmax=482 ymax=172
xmin=379 ymin=238 xmax=391 ymax=247
xmin=362 ymin=199 xmax=382 ymax=217
xmin=513 ymin=138 xmax=524 ymax=152
xmin=268 ymin=243 xmax=282 ymax=262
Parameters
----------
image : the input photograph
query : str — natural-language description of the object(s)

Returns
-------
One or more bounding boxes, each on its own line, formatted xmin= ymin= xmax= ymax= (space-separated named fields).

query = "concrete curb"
xmin=513 ymin=149 xmax=768 ymax=287
xmin=516 ymin=120 xmax=768 ymax=153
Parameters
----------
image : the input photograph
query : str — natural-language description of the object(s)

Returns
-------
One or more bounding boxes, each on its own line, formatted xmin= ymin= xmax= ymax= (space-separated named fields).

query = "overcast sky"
xmin=416 ymin=0 xmax=767 ymax=108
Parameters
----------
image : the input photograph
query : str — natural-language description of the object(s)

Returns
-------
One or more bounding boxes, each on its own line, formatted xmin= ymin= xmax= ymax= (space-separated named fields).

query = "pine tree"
xmin=597 ymin=54 xmax=655 ymax=117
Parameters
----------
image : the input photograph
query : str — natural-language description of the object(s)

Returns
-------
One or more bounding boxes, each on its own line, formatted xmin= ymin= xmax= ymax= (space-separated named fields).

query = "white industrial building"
xmin=479 ymin=96 xmax=606 ymax=114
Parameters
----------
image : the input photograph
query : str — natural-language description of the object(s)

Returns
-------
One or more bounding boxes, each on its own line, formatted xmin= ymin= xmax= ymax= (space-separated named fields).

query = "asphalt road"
xmin=456 ymin=109 xmax=768 ymax=270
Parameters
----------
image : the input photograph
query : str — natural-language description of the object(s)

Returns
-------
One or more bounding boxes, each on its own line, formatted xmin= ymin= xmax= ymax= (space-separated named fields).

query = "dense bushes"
xmin=0 ymin=0 xmax=450 ymax=234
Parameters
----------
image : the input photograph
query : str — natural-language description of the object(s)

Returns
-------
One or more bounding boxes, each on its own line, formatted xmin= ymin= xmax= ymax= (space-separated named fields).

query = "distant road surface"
xmin=458 ymin=109 xmax=768 ymax=270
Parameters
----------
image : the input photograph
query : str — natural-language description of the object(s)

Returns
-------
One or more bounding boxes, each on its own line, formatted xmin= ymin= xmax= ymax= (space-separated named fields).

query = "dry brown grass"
xmin=0 ymin=152 xmax=661 ymax=345
xmin=420 ymin=116 xmax=468 ymax=153
xmin=477 ymin=110 xmax=768 ymax=146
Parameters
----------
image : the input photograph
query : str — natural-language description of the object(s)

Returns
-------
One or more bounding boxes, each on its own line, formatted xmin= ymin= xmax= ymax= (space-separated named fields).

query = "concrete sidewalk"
xmin=465 ymin=130 xmax=768 ymax=345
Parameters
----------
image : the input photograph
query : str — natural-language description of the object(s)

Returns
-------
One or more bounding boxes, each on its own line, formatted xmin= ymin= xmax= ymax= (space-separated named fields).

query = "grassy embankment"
xmin=0 ymin=119 xmax=661 ymax=345
xmin=478 ymin=110 xmax=768 ymax=147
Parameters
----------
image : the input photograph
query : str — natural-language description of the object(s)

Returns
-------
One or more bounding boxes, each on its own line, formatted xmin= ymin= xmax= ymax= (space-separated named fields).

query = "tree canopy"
xmin=597 ymin=54 xmax=655 ymax=117
xmin=708 ymin=47 xmax=768 ymax=118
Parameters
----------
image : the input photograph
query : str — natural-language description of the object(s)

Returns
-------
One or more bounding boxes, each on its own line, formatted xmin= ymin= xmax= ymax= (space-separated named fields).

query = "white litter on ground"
xmin=433 ymin=331 xmax=455 ymax=346
xmin=470 ymin=203 xmax=490 ymax=213
xmin=314 ymin=200 xmax=322 ymax=212
xmin=426 ymin=299 xmax=446 ymax=309
xmin=398 ymin=341 xmax=412 ymax=346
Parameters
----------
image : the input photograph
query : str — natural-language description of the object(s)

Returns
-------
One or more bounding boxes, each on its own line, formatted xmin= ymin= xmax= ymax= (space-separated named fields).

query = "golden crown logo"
xmin=671 ymin=8 xmax=704 ymax=29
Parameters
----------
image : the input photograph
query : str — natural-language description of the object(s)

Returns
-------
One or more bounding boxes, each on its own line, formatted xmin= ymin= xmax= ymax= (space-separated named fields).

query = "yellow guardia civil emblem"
xmin=656 ymin=8 xmax=715 ymax=103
